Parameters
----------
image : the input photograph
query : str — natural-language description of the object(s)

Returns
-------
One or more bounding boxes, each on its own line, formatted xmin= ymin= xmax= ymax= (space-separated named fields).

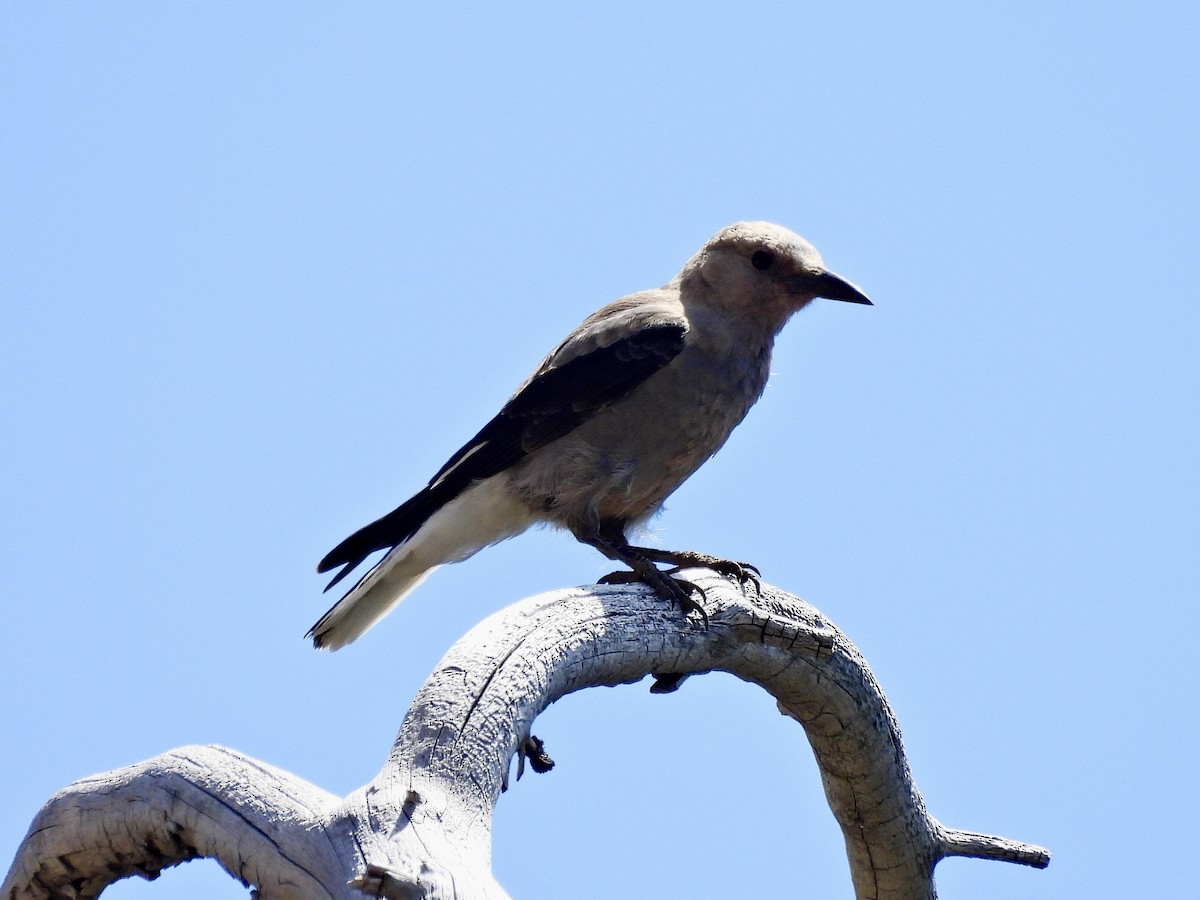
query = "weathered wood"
xmin=2 ymin=573 xmax=1050 ymax=899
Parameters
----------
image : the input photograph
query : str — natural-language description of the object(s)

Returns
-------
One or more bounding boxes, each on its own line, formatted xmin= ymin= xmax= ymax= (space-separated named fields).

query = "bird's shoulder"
xmin=531 ymin=287 xmax=687 ymax=376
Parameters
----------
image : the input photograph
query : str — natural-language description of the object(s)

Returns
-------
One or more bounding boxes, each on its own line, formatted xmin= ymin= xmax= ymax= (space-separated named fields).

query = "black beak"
xmin=798 ymin=269 xmax=873 ymax=305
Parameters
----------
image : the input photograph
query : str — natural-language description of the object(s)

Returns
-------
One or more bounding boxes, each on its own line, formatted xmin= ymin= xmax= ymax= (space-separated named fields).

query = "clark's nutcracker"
xmin=311 ymin=222 xmax=870 ymax=650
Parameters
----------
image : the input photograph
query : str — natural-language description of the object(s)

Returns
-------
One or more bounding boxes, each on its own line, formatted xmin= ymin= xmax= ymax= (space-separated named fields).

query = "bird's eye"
xmin=751 ymin=250 xmax=775 ymax=271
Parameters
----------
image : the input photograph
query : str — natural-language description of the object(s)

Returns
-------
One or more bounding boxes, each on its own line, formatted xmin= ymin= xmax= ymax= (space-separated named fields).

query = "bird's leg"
xmin=577 ymin=520 xmax=709 ymax=623
xmin=624 ymin=546 xmax=762 ymax=593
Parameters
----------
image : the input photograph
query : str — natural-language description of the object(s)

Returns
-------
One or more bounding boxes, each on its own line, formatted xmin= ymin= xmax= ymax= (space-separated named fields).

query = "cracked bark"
xmin=3 ymin=573 xmax=1050 ymax=899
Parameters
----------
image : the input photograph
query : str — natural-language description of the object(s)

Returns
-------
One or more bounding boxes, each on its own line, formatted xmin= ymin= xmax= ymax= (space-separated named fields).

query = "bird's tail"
xmin=307 ymin=545 xmax=438 ymax=650
xmin=308 ymin=477 xmax=537 ymax=650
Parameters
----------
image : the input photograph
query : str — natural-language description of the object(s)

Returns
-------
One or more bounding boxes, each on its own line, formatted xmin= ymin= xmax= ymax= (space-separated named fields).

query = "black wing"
xmin=316 ymin=322 xmax=687 ymax=588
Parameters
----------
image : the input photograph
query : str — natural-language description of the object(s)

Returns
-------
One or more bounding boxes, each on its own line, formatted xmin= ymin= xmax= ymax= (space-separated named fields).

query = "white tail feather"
xmin=309 ymin=550 xmax=437 ymax=650
xmin=309 ymin=477 xmax=536 ymax=650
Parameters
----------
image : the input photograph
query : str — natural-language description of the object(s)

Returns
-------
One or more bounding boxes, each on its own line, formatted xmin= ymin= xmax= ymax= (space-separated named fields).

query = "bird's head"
xmin=680 ymin=221 xmax=871 ymax=331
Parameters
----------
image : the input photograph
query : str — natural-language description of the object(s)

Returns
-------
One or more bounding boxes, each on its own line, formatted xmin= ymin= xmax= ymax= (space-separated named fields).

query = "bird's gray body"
xmin=506 ymin=289 xmax=772 ymax=533
xmin=311 ymin=222 xmax=870 ymax=650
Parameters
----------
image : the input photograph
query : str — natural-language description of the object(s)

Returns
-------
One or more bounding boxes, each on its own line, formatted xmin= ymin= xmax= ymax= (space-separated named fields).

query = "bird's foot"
xmin=629 ymin=547 xmax=762 ymax=594
xmin=598 ymin=566 xmax=710 ymax=625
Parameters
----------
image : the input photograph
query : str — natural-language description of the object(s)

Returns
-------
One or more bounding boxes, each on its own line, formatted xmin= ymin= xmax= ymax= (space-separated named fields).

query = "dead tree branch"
xmin=3 ymin=573 xmax=1049 ymax=899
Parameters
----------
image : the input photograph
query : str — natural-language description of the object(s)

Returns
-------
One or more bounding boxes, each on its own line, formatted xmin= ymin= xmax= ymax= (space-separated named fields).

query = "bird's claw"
xmin=666 ymin=577 xmax=709 ymax=621
xmin=598 ymin=567 xmax=710 ymax=626
xmin=716 ymin=559 xmax=762 ymax=594
xmin=660 ymin=552 xmax=762 ymax=595
xmin=672 ymin=560 xmax=758 ymax=587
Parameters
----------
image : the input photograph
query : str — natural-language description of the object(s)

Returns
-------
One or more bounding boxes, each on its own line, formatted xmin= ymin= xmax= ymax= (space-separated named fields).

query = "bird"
xmin=310 ymin=222 xmax=871 ymax=650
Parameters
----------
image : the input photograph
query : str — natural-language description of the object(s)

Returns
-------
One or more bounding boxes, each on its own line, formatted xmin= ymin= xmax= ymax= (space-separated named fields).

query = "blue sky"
xmin=2 ymin=3 xmax=1197 ymax=898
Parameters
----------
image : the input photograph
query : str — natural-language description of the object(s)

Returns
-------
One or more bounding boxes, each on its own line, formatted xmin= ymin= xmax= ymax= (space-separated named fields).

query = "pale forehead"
xmin=705 ymin=221 xmax=821 ymax=261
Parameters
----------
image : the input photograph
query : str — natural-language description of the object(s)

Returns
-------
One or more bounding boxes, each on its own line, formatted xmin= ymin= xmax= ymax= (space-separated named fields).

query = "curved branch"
xmin=366 ymin=572 xmax=1049 ymax=899
xmin=3 ymin=746 xmax=344 ymax=899
xmin=4 ymin=574 xmax=1049 ymax=899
